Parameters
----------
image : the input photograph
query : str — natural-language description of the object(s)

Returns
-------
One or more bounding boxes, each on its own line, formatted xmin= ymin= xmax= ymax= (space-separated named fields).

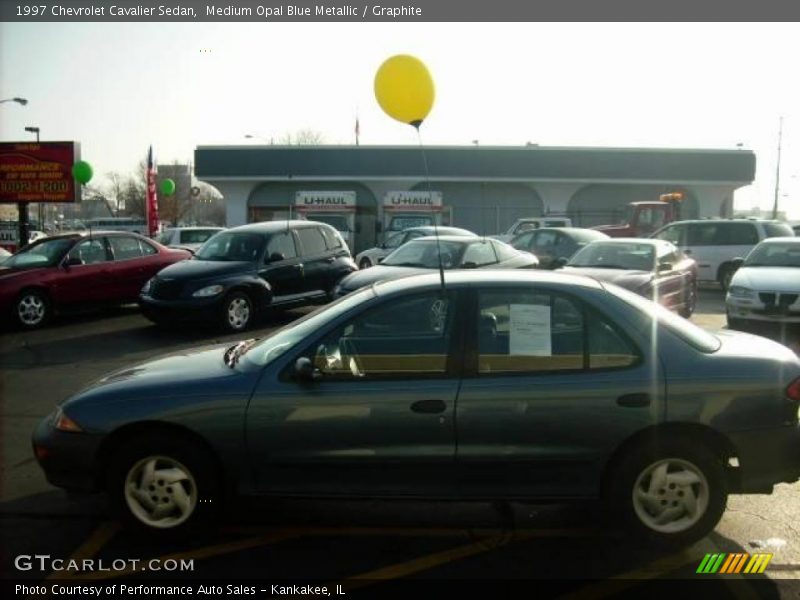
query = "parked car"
xmin=560 ymin=239 xmax=697 ymax=317
xmin=156 ymin=227 xmax=225 ymax=253
xmin=334 ymin=236 xmax=538 ymax=297
xmin=0 ymin=247 xmax=10 ymax=265
xmin=33 ymin=270 xmax=800 ymax=547
xmin=492 ymin=217 xmax=573 ymax=243
xmin=0 ymin=232 xmax=190 ymax=329
xmin=726 ymin=237 xmax=800 ymax=330
xmin=139 ymin=221 xmax=356 ymax=332
xmin=510 ymin=227 xmax=610 ymax=269
xmin=651 ymin=219 xmax=794 ymax=291
xmin=355 ymin=225 xmax=475 ymax=269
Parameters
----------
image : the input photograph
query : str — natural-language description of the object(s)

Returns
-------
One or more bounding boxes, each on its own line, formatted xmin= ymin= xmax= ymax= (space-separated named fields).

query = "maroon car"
xmin=560 ymin=238 xmax=698 ymax=317
xmin=0 ymin=231 xmax=190 ymax=328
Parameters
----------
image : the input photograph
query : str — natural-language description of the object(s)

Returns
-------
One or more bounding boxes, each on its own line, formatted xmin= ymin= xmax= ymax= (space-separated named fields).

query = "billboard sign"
xmin=383 ymin=190 xmax=443 ymax=211
xmin=0 ymin=141 xmax=80 ymax=204
xmin=295 ymin=191 xmax=357 ymax=211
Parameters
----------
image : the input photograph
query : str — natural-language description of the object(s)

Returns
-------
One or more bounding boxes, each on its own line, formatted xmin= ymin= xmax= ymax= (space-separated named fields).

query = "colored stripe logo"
xmin=696 ymin=553 xmax=772 ymax=574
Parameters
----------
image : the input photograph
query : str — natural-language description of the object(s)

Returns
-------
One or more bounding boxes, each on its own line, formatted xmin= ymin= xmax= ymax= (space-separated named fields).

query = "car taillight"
xmin=788 ymin=377 xmax=800 ymax=402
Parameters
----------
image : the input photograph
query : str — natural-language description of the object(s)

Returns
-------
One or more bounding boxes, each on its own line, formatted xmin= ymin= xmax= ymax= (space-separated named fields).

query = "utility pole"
xmin=772 ymin=116 xmax=783 ymax=220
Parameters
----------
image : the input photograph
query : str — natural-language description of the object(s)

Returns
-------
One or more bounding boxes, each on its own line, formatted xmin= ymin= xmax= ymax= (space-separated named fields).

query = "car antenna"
xmin=416 ymin=131 xmax=445 ymax=291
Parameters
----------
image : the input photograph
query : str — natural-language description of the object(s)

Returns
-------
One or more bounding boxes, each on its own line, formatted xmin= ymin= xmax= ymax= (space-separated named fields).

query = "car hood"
xmin=339 ymin=265 xmax=432 ymax=291
xmin=155 ymin=258 xmax=253 ymax=282
xmin=63 ymin=343 xmax=253 ymax=407
xmin=0 ymin=265 xmax=50 ymax=279
xmin=562 ymin=267 xmax=652 ymax=290
xmin=731 ymin=267 xmax=800 ymax=293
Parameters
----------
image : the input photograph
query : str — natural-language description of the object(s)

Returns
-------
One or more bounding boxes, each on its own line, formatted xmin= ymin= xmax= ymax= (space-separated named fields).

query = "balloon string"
xmin=416 ymin=129 xmax=445 ymax=291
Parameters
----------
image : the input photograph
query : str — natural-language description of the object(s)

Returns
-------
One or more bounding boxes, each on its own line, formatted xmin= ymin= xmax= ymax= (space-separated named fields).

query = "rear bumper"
xmin=727 ymin=424 xmax=800 ymax=493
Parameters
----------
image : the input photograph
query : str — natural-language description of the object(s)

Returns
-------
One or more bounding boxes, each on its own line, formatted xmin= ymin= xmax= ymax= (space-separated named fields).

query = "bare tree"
xmin=278 ymin=129 xmax=325 ymax=145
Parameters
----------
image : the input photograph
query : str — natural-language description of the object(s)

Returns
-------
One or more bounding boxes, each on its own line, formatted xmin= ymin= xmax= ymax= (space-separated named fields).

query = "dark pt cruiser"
xmin=34 ymin=271 xmax=800 ymax=546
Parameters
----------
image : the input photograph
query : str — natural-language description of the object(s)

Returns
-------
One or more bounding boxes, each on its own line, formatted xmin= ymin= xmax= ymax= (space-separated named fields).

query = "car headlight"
xmin=141 ymin=278 xmax=152 ymax=294
xmin=52 ymin=407 xmax=83 ymax=433
xmin=192 ymin=284 xmax=224 ymax=298
xmin=728 ymin=286 xmax=755 ymax=299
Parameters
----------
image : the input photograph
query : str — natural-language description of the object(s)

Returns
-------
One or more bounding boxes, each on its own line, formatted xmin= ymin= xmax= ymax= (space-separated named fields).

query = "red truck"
xmin=592 ymin=193 xmax=684 ymax=238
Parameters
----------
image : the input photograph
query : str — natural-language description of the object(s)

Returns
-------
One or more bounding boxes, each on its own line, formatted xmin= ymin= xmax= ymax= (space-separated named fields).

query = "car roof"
xmin=590 ymin=237 xmax=665 ymax=246
xmin=757 ymin=236 xmax=800 ymax=244
xmin=413 ymin=235 xmax=495 ymax=243
xmin=407 ymin=226 xmax=475 ymax=235
xmin=228 ymin=220 xmax=327 ymax=233
xmin=166 ymin=226 xmax=224 ymax=231
xmin=521 ymin=227 xmax=608 ymax=237
xmin=666 ymin=219 xmax=787 ymax=225
xmin=372 ymin=269 xmax=605 ymax=297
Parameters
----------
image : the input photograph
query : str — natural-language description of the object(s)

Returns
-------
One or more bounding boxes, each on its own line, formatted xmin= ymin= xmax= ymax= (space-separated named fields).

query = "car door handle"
xmin=410 ymin=399 xmax=447 ymax=414
xmin=617 ymin=393 xmax=651 ymax=408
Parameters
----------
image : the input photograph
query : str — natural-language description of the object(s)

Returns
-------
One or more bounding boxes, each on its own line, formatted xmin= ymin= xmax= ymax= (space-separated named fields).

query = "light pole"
xmin=0 ymin=97 xmax=28 ymax=105
xmin=244 ymin=134 xmax=274 ymax=144
xmin=1 ymin=97 xmax=30 ymax=246
xmin=24 ymin=126 xmax=40 ymax=142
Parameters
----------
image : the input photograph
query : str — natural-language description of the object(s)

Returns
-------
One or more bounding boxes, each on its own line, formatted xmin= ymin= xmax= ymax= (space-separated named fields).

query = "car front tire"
xmin=358 ymin=258 xmax=372 ymax=269
xmin=604 ymin=440 xmax=727 ymax=548
xmin=16 ymin=289 xmax=51 ymax=329
xmin=107 ymin=435 xmax=219 ymax=534
xmin=718 ymin=265 xmax=735 ymax=292
xmin=221 ymin=291 xmax=254 ymax=332
xmin=679 ymin=282 xmax=697 ymax=318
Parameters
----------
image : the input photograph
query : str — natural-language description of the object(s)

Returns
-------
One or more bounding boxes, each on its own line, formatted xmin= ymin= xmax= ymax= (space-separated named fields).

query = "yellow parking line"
xmin=46 ymin=521 xmax=120 ymax=581
xmin=76 ymin=529 xmax=304 ymax=581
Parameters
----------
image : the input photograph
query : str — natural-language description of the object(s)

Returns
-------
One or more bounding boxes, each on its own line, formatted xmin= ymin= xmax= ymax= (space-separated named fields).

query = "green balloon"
xmin=72 ymin=161 xmax=93 ymax=185
xmin=159 ymin=178 xmax=176 ymax=196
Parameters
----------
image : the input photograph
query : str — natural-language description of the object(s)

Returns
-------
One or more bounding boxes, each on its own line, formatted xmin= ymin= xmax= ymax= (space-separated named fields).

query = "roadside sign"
xmin=0 ymin=141 xmax=81 ymax=204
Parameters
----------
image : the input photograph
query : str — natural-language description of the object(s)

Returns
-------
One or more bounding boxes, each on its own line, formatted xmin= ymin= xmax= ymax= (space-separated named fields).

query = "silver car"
xmin=355 ymin=226 xmax=475 ymax=269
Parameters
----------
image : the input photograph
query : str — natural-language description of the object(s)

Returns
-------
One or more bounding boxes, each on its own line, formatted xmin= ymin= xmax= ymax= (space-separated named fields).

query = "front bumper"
xmin=727 ymin=424 xmax=800 ymax=493
xmin=139 ymin=293 xmax=224 ymax=324
xmin=726 ymin=295 xmax=800 ymax=324
xmin=32 ymin=414 xmax=104 ymax=493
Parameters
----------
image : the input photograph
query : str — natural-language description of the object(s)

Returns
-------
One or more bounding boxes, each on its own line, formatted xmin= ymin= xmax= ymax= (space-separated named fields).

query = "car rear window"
xmin=763 ymin=222 xmax=795 ymax=238
xmin=604 ymin=284 xmax=721 ymax=353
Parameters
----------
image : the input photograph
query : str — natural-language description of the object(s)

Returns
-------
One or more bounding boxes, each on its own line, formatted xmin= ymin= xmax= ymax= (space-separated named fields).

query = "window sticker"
xmin=509 ymin=304 xmax=551 ymax=356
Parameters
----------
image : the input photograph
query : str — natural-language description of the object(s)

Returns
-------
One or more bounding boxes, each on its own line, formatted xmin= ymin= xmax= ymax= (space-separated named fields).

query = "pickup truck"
xmin=592 ymin=193 xmax=684 ymax=238
xmin=493 ymin=217 xmax=572 ymax=242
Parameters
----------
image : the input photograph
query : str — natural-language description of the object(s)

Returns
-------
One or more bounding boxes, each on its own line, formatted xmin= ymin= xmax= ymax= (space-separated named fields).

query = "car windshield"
xmin=389 ymin=215 xmax=433 ymax=231
xmin=242 ymin=286 xmax=376 ymax=367
xmin=382 ymin=240 xmax=465 ymax=268
xmin=744 ymin=242 xmax=800 ymax=268
xmin=4 ymin=238 xmax=76 ymax=268
xmin=194 ymin=231 xmax=265 ymax=262
xmin=569 ymin=242 xmax=656 ymax=271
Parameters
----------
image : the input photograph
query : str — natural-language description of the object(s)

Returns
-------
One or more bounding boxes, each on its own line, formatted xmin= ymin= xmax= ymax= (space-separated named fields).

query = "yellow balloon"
xmin=374 ymin=55 xmax=435 ymax=128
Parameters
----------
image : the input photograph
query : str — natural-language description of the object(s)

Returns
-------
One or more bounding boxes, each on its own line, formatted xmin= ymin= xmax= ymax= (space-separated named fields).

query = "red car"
xmin=0 ymin=231 xmax=190 ymax=328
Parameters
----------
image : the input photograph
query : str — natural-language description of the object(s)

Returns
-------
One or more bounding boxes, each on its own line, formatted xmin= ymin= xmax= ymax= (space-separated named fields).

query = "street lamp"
xmin=0 ymin=97 xmax=28 ymax=105
xmin=244 ymin=134 xmax=273 ymax=144
xmin=25 ymin=126 xmax=40 ymax=142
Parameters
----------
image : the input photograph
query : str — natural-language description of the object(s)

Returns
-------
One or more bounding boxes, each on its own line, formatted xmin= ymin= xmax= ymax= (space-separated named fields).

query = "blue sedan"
xmin=33 ymin=271 xmax=800 ymax=546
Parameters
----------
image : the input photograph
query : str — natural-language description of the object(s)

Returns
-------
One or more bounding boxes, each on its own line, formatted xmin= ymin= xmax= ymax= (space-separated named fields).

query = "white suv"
xmin=651 ymin=219 xmax=794 ymax=290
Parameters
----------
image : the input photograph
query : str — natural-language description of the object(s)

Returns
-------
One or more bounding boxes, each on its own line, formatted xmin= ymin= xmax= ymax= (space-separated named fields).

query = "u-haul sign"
xmin=295 ymin=191 xmax=356 ymax=211
xmin=384 ymin=191 xmax=443 ymax=211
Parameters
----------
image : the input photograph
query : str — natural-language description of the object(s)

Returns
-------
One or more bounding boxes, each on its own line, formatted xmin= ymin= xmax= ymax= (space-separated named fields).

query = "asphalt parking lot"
xmin=2 ymin=287 xmax=800 ymax=597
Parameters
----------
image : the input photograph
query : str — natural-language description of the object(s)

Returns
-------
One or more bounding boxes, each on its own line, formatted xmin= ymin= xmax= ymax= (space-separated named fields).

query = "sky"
xmin=1 ymin=21 xmax=799 ymax=218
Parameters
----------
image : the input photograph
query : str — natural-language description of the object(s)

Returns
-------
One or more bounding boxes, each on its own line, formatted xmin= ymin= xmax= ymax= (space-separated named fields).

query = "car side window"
xmin=725 ymin=223 xmax=759 ymax=245
xmin=320 ymin=226 xmax=343 ymax=250
xmin=654 ymin=224 xmax=683 ymax=245
xmin=140 ymin=240 xmax=157 ymax=255
xmin=265 ymin=231 xmax=298 ymax=260
xmin=511 ymin=232 xmax=534 ymax=250
xmin=462 ymin=241 xmax=497 ymax=267
xmin=109 ymin=236 xmax=144 ymax=260
xmin=384 ymin=232 xmax=405 ymax=249
xmin=296 ymin=227 xmax=327 ymax=256
xmin=532 ymin=231 xmax=557 ymax=249
xmin=68 ymin=238 xmax=109 ymax=265
xmin=687 ymin=224 xmax=717 ymax=246
xmin=477 ymin=290 xmax=639 ymax=374
xmin=304 ymin=292 xmax=455 ymax=380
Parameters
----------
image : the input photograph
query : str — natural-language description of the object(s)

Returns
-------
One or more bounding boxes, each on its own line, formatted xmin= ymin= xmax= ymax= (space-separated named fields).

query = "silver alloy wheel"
xmin=124 ymin=455 xmax=197 ymax=529
xmin=632 ymin=458 xmax=710 ymax=534
xmin=227 ymin=296 xmax=251 ymax=330
xmin=17 ymin=293 xmax=46 ymax=326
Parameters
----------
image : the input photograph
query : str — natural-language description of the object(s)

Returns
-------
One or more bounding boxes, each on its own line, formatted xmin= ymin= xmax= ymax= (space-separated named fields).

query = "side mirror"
xmin=267 ymin=252 xmax=286 ymax=263
xmin=657 ymin=263 xmax=673 ymax=273
xmin=461 ymin=261 xmax=479 ymax=269
xmin=63 ymin=256 xmax=83 ymax=267
xmin=554 ymin=256 xmax=569 ymax=269
xmin=730 ymin=257 xmax=745 ymax=270
xmin=294 ymin=357 xmax=321 ymax=382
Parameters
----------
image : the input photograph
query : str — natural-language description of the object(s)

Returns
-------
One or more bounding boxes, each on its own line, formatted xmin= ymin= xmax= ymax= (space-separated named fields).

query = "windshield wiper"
xmin=224 ymin=339 xmax=257 ymax=368
xmin=572 ymin=263 xmax=630 ymax=270
xmin=386 ymin=261 xmax=427 ymax=267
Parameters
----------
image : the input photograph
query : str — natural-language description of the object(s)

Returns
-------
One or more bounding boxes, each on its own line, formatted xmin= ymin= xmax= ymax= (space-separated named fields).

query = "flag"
xmin=355 ymin=117 xmax=360 ymax=146
xmin=145 ymin=145 xmax=159 ymax=236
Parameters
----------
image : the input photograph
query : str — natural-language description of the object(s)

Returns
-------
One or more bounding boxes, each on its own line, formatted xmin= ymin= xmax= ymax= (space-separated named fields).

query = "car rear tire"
xmin=726 ymin=316 xmax=748 ymax=331
xmin=718 ymin=265 xmax=735 ymax=292
xmin=221 ymin=291 xmax=253 ymax=332
xmin=604 ymin=440 xmax=727 ymax=548
xmin=359 ymin=258 xmax=372 ymax=269
xmin=678 ymin=282 xmax=697 ymax=318
xmin=16 ymin=289 xmax=50 ymax=329
xmin=107 ymin=435 xmax=219 ymax=534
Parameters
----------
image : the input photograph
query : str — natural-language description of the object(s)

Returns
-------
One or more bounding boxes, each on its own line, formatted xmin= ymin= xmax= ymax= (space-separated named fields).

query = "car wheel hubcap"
xmin=632 ymin=458 xmax=709 ymax=534
xmin=18 ymin=295 xmax=45 ymax=325
xmin=227 ymin=298 xmax=250 ymax=329
xmin=124 ymin=456 xmax=197 ymax=529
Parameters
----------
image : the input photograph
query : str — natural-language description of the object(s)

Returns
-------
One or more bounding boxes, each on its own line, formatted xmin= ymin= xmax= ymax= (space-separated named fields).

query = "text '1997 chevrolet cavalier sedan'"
xmin=33 ymin=270 xmax=800 ymax=546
